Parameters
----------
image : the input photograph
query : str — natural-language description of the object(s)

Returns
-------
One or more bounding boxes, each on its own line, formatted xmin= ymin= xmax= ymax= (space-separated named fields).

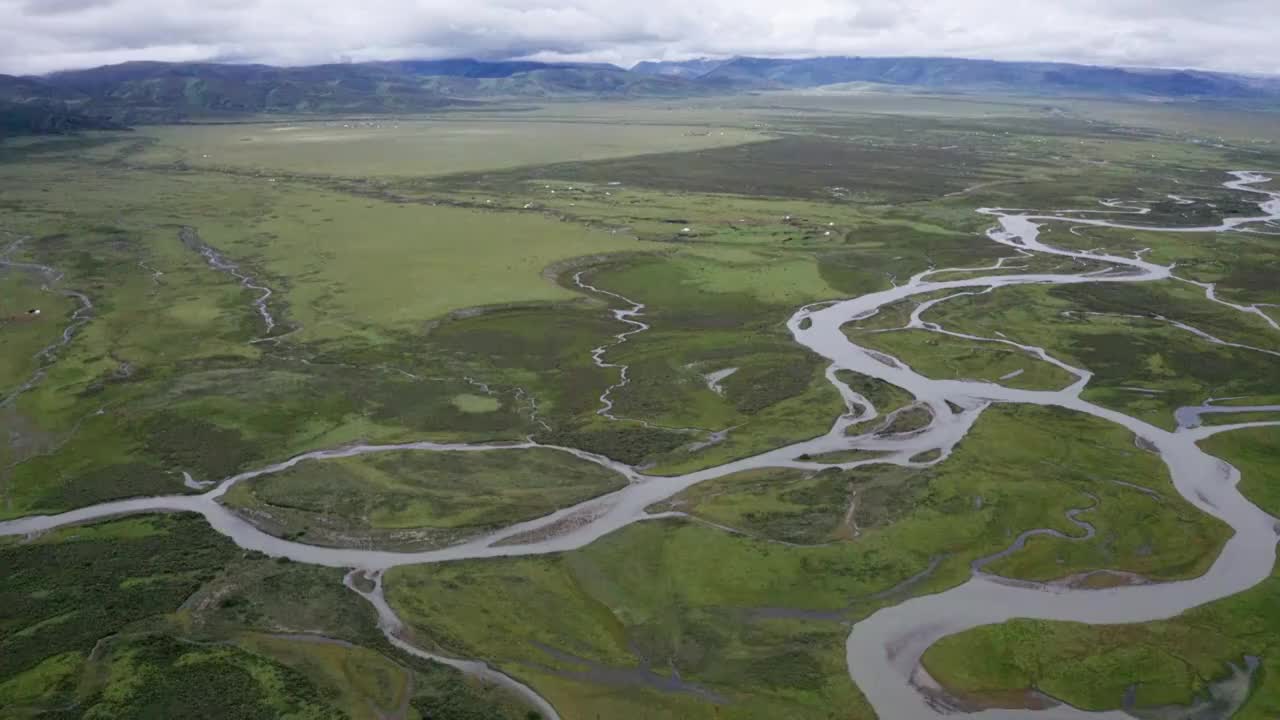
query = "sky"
xmin=2 ymin=0 xmax=1278 ymax=76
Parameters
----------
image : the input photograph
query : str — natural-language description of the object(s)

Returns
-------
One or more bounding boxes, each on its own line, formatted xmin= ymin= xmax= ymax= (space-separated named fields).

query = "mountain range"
xmin=3 ymin=54 xmax=1278 ymax=134
xmin=634 ymin=56 xmax=1280 ymax=98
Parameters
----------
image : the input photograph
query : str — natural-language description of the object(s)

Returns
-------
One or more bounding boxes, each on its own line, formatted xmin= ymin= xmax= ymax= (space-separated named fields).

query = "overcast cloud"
xmin=2 ymin=0 xmax=1277 ymax=76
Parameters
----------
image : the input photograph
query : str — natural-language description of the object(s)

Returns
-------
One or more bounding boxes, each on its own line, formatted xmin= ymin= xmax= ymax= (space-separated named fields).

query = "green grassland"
xmin=381 ymin=404 xmax=1230 ymax=716
xmin=1040 ymin=222 xmax=1280 ymax=308
xmin=1200 ymin=427 xmax=1280 ymax=516
xmin=652 ymin=466 xmax=858 ymax=544
xmin=3 ymin=92 xmax=1280 ymax=717
xmin=4 ymin=125 xmax=947 ymax=516
xmin=221 ymin=182 xmax=660 ymax=343
xmin=386 ymin=521 xmax=879 ymax=720
xmin=914 ymin=281 xmax=1280 ymax=428
xmin=670 ymin=404 xmax=1228 ymax=585
xmin=850 ymin=328 xmax=1079 ymax=391
xmin=835 ymin=370 xmax=916 ymax=430
xmin=221 ymin=447 xmax=629 ymax=550
xmin=0 ymin=269 xmax=76 ymax=393
xmin=130 ymin=117 xmax=768 ymax=178
xmin=920 ymin=426 xmax=1280 ymax=717
xmin=0 ymin=150 xmax=658 ymax=518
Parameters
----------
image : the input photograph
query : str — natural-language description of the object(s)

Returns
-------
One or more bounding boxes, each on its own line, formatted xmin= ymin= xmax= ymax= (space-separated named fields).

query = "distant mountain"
xmin=414 ymin=66 xmax=702 ymax=98
xmin=0 ymin=73 xmax=127 ymax=136
xmin=40 ymin=61 xmax=466 ymax=122
xmin=371 ymin=58 xmax=624 ymax=78
xmin=699 ymin=56 xmax=1280 ymax=98
xmin=0 ymin=73 xmax=66 ymax=101
xmin=3 ymin=55 xmax=1277 ymax=127
xmin=631 ymin=58 xmax=727 ymax=78
xmin=15 ymin=60 xmax=703 ymax=122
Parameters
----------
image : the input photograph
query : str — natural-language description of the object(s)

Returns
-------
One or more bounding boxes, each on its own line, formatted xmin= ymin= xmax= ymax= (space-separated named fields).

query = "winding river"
xmin=3 ymin=172 xmax=1280 ymax=719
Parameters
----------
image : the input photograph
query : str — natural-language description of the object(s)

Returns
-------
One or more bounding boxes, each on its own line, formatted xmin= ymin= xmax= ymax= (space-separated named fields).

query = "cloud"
xmin=21 ymin=0 xmax=116 ymax=16
xmin=0 ymin=0 xmax=1277 ymax=76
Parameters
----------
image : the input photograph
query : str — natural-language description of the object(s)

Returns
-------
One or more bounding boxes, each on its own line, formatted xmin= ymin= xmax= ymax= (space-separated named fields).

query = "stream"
xmin=0 ymin=237 xmax=95 ymax=408
xmin=180 ymin=226 xmax=279 ymax=339
xmin=2 ymin=172 xmax=1280 ymax=719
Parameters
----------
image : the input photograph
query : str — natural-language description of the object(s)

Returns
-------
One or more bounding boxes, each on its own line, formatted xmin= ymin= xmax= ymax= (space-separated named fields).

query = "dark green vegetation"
xmin=0 ymin=514 xmax=530 ymax=719
xmin=921 ymin=427 xmax=1280 ymax=718
xmin=464 ymin=134 xmax=1003 ymax=201
xmin=4 ymin=90 xmax=1280 ymax=717
xmin=1 ymin=515 xmax=238 ymax=704
xmin=222 ymin=448 xmax=628 ymax=549
xmin=0 ymin=100 xmax=126 ymax=138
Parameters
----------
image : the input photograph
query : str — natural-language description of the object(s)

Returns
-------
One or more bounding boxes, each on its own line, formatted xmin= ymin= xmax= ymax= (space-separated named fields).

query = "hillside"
xmin=0 ymin=76 xmax=128 ymax=137
xmin=3 ymin=60 xmax=709 ymax=123
xmin=698 ymin=56 xmax=1280 ymax=98
xmin=631 ymin=58 xmax=725 ymax=78
xmin=2 ymin=55 xmax=1277 ymax=128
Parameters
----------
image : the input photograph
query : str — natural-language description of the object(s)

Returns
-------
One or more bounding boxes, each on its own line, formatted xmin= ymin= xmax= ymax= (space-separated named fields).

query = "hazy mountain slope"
xmin=631 ymin=58 xmax=727 ymax=78
xmin=702 ymin=56 xmax=1279 ymax=98
xmin=25 ymin=60 xmax=704 ymax=121
xmin=41 ymin=61 xmax=462 ymax=121
xmin=0 ymin=99 xmax=127 ymax=137
xmin=3 ymin=55 xmax=1276 ymax=126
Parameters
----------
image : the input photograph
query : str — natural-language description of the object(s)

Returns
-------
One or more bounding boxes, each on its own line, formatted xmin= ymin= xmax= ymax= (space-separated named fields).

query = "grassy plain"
xmin=4 ymin=90 xmax=1280 ymax=717
xmin=387 ymin=520 xmax=879 ymax=720
xmin=383 ymin=405 xmax=1230 ymax=715
xmin=0 ymin=147 xmax=657 ymax=518
xmin=130 ymin=117 xmax=767 ymax=177
xmin=921 ymin=428 xmax=1280 ymax=716
xmin=913 ymin=281 xmax=1280 ymax=428
xmin=0 ymin=270 xmax=75 ymax=392
xmin=850 ymin=328 xmax=1079 ymax=391
xmin=231 ymin=182 xmax=658 ymax=342
xmin=222 ymin=447 xmax=628 ymax=549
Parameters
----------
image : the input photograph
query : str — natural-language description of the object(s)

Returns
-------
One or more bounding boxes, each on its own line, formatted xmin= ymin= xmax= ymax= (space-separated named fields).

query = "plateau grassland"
xmin=3 ymin=91 xmax=1280 ymax=718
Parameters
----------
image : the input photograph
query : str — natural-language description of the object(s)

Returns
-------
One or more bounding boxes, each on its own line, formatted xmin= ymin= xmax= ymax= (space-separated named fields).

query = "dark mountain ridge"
xmin=1 ymin=54 xmax=1277 ymax=134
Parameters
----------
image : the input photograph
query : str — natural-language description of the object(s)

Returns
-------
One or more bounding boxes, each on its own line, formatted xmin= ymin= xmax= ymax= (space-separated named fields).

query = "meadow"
xmin=381 ymin=404 xmax=1230 ymax=718
xmin=129 ymin=115 xmax=767 ymax=177
xmin=920 ymin=428 xmax=1280 ymax=717
xmin=3 ymin=90 xmax=1280 ymax=718
xmin=913 ymin=281 xmax=1280 ymax=429
xmin=223 ymin=448 xmax=629 ymax=550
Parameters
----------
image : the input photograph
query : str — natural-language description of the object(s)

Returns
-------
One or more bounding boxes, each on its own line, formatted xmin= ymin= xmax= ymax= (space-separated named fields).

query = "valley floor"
xmin=2 ymin=93 xmax=1280 ymax=719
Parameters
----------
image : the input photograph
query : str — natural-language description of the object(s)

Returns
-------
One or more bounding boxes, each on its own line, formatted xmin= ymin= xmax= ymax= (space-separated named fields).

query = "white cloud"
xmin=1 ymin=0 xmax=1277 ymax=76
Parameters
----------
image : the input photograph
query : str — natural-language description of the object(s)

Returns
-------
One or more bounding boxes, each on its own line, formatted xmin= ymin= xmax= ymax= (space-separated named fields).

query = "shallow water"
xmin=1176 ymin=401 xmax=1280 ymax=429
